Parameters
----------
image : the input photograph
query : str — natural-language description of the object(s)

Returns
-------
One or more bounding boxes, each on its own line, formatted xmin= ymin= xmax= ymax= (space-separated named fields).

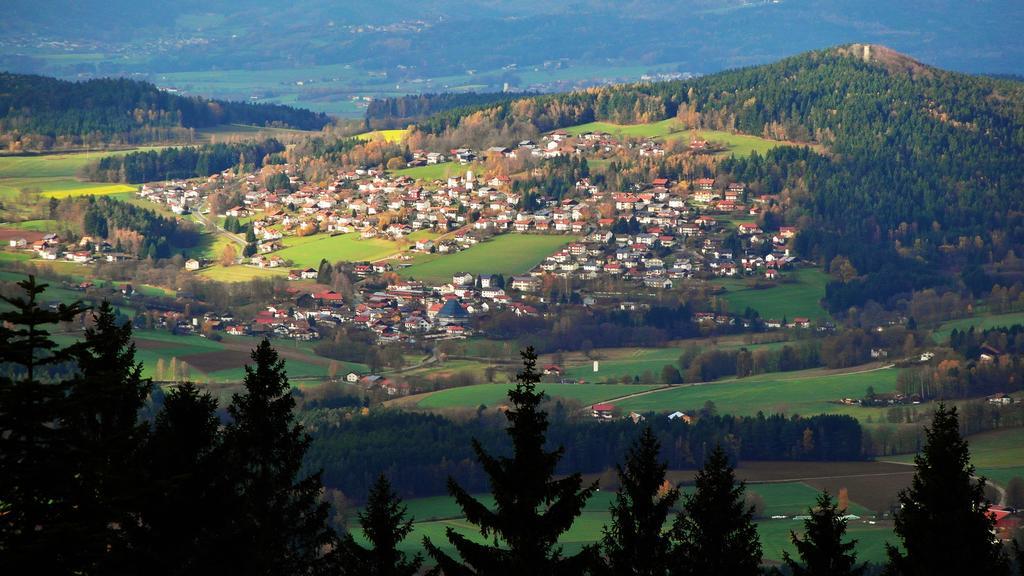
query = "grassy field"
xmin=932 ymin=311 xmax=1024 ymax=342
xmin=198 ymin=263 xmax=290 ymax=282
xmin=561 ymin=118 xmax=800 ymax=158
xmin=354 ymin=481 xmax=894 ymax=564
xmin=392 ymin=162 xmax=483 ymax=181
xmin=402 ymin=234 xmax=575 ymax=283
xmin=355 ymin=129 xmax=409 ymax=143
xmin=97 ymin=329 xmax=359 ymax=383
xmin=557 ymin=341 xmax=792 ymax=383
xmin=277 ymin=232 xmax=426 ymax=268
xmin=885 ymin=427 xmax=1024 ymax=489
xmin=415 ymin=383 xmax=662 ymax=409
xmin=613 ymin=365 xmax=900 ymax=418
xmin=0 ymin=150 xmax=145 ymax=212
xmin=713 ymin=268 xmax=831 ymax=321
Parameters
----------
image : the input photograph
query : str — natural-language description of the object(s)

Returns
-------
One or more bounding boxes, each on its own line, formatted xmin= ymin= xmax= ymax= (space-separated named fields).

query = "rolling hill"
xmin=0 ymin=72 xmax=331 ymax=151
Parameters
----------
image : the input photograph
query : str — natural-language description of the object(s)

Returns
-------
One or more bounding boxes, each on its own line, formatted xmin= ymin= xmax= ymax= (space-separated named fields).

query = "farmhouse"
xmin=592 ymin=403 xmax=615 ymax=421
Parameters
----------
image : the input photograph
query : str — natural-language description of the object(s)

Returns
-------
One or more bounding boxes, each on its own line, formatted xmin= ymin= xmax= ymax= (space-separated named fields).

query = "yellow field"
xmin=42 ymin=183 xmax=138 ymax=198
xmin=355 ymin=129 xmax=409 ymax=143
xmin=198 ymin=263 xmax=290 ymax=282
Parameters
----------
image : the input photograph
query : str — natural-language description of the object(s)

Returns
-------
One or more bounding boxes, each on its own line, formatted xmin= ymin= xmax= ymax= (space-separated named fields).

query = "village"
xmin=4 ymin=128 xmax=809 ymax=369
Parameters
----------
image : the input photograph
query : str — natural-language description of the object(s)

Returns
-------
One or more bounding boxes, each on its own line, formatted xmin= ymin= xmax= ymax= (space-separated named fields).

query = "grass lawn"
xmin=402 ymin=234 xmax=575 ymax=283
xmin=277 ymin=233 xmax=414 ymax=267
xmin=614 ymin=366 xmax=900 ymax=418
xmin=415 ymin=383 xmax=662 ymax=409
xmin=561 ymin=118 xmax=801 ymax=158
xmin=713 ymin=268 xmax=831 ymax=321
xmin=356 ymin=483 xmax=893 ymax=564
xmin=932 ymin=311 xmax=1024 ymax=343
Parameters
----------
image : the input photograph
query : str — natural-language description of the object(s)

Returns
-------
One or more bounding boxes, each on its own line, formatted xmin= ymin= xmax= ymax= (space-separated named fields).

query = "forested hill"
xmin=0 ymin=72 xmax=332 ymax=151
xmin=419 ymin=44 xmax=1024 ymax=307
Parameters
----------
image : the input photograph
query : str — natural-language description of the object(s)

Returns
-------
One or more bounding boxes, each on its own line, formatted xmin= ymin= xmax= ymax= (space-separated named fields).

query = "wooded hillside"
xmin=0 ymin=72 xmax=331 ymax=151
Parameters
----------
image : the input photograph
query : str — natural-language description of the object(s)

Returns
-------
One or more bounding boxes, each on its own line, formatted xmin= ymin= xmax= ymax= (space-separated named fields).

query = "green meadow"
xmin=560 ymin=341 xmax=792 ymax=383
xmin=392 ymin=161 xmax=482 ymax=181
xmin=402 ymin=234 xmax=575 ymax=283
xmin=931 ymin=311 xmax=1024 ymax=342
xmin=614 ymin=366 xmax=900 ymax=418
xmin=277 ymin=231 xmax=433 ymax=268
xmin=415 ymin=383 xmax=662 ymax=409
xmin=354 ymin=482 xmax=893 ymax=564
xmin=713 ymin=268 xmax=831 ymax=321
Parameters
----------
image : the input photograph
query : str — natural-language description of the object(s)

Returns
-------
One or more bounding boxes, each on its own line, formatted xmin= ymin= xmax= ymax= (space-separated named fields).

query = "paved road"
xmin=192 ymin=204 xmax=247 ymax=247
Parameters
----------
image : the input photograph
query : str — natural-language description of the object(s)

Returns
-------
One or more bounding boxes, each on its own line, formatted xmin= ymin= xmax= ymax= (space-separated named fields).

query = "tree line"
xmin=81 ymin=139 xmax=285 ymax=183
xmin=0 ymin=72 xmax=330 ymax=151
xmin=48 ymin=195 xmax=200 ymax=257
xmin=365 ymin=91 xmax=538 ymax=130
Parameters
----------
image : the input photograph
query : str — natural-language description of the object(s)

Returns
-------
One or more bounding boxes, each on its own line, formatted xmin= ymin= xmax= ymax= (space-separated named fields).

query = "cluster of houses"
xmin=7 ymin=233 xmax=131 ymax=264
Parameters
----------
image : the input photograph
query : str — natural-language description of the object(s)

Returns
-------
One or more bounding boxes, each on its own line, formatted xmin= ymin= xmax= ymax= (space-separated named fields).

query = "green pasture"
xmin=713 ymin=268 xmax=831 ymax=321
xmin=932 ymin=311 xmax=1024 ymax=342
xmin=4 ymin=219 xmax=58 ymax=231
xmin=561 ymin=341 xmax=792 ymax=382
xmin=415 ymin=383 xmax=662 ymax=409
xmin=392 ymin=162 xmax=481 ymax=181
xmin=614 ymin=366 xmax=900 ymax=418
xmin=355 ymin=482 xmax=892 ymax=564
xmin=402 ymin=234 xmax=575 ymax=283
xmin=885 ymin=427 xmax=1024 ymax=489
xmin=277 ymin=233 xmax=414 ymax=268
xmin=0 ymin=150 xmax=145 ymax=208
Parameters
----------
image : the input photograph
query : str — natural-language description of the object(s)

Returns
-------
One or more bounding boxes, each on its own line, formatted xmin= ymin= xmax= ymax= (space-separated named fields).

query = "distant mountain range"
xmin=2 ymin=1 xmax=1022 ymax=83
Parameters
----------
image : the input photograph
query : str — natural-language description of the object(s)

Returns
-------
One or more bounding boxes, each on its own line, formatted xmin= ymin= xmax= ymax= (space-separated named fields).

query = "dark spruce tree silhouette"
xmin=885 ymin=404 xmax=1009 ymax=575
xmin=0 ymin=276 xmax=86 ymax=571
xmin=336 ymin=473 xmax=423 ymax=576
xmin=423 ymin=346 xmax=598 ymax=575
xmin=136 ymin=382 xmax=229 ymax=574
xmin=64 ymin=301 xmax=151 ymax=569
xmin=219 ymin=339 xmax=336 ymax=575
xmin=669 ymin=444 xmax=762 ymax=576
xmin=600 ymin=426 xmax=679 ymax=576
xmin=782 ymin=491 xmax=865 ymax=576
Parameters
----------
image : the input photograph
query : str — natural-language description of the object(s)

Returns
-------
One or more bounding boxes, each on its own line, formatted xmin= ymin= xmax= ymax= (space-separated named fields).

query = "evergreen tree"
xmin=885 ymin=405 xmax=1009 ymax=575
xmin=336 ymin=474 xmax=422 ymax=576
xmin=600 ymin=426 xmax=679 ymax=576
xmin=423 ymin=347 xmax=598 ymax=575
xmin=220 ymin=339 xmax=335 ymax=575
xmin=0 ymin=276 xmax=86 ymax=570
xmin=669 ymin=444 xmax=762 ymax=576
xmin=63 ymin=301 xmax=151 ymax=569
xmin=135 ymin=382 xmax=228 ymax=574
xmin=782 ymin=491 xmax=864 ymax=576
